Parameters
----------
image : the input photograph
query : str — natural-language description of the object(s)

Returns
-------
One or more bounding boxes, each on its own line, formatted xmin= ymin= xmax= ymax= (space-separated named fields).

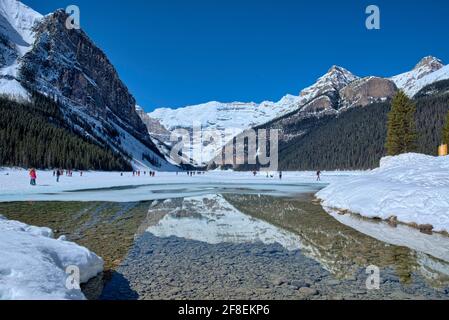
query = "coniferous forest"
xmin=0 ymin=94 xmax=132 ymax=171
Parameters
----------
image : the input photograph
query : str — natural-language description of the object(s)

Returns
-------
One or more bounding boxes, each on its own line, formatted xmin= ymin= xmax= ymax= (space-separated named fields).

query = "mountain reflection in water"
xmin=145 ymin=194 xmax=449 ymax=289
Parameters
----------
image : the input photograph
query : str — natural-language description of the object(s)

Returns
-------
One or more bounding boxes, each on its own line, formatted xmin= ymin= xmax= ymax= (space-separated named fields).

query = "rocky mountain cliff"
xmin=0 ymin=1 xmax=177 ymax=171
xmin=340 ymin=77 xmax=397 ymax=110
xmin=20 ymin=10 xmax=145 ymax=133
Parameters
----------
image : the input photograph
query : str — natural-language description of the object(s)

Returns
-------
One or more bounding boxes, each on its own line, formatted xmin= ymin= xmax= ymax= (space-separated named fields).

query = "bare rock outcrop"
xmin=340 ymin=77 xmax=397 ymax=109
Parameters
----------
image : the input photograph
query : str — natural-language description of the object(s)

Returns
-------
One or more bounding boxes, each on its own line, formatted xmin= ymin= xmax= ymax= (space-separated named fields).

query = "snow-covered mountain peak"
xmin=326 ymin=65 xmax=355 ymax=78
xmin=413 ymin=56 xmax=443 ymax=71
xmin=299 ymin=65 xmax=358 ymax=102
xmin=391 ymin=56 xmax=449 ymax=97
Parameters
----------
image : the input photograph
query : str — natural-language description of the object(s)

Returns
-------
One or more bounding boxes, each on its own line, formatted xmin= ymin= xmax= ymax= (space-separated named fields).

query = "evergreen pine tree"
xmin=443 ymin=110 xmax=449 ymax=145
xmin=386 ymin=91 xmax=417 ymax=156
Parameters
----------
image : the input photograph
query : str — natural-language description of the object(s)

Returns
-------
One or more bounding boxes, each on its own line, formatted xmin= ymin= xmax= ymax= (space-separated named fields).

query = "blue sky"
xmin=22 ymin=0 xmax=449 ymax=111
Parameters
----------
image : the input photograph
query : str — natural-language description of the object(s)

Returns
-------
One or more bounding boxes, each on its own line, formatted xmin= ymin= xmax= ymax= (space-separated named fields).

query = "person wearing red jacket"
xmin=29 ymin=168 xmax=37 ymax=186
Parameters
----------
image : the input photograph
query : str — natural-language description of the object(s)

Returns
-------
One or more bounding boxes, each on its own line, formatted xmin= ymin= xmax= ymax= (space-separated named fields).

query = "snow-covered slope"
xmin=391 ymin=56 xmax=449 ymax=97
xmin=148 ymin=96 xmax=300 ymax=134
xmin=317 ymin=153 xmax=449 ymax=233
xmin=149 ymin=66 xmax=358 ymax=133
xmin=0 ymin=0 xmax=41 ymax=54
xmin=0 ymin=0 xmax=42 ymax=99
xmin=0 ymin=215 xmax=103 ymax=300
xmin=146 ymin=96 xmax=303 ymax=164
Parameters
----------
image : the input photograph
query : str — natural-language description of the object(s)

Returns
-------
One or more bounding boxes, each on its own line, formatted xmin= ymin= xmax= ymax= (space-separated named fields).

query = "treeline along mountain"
xmin=235 ymin=80 xmax=449 ymax=171
xmin=279 ymin=102 xmax=390 ymax=171
xmin=0 ymin=94 xmax=132 ymax=171
xmin=278 ymin=85 xmax=449 ymax=171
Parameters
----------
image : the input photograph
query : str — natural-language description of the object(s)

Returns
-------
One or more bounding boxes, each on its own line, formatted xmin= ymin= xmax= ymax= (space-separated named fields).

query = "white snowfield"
xmin=0 ymin=215 xmax=103 ymax=300
xmin=317 ymin=153 xmax=449 ymax=233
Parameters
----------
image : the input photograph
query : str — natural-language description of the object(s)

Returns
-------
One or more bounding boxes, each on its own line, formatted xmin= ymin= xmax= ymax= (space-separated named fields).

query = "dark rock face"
xmin=136 ymin=107 xmax=172 ymax=142
xmin=340 ymin=77 xmax=398 ymax=109
xmin=301 ymin=95 xmax=335 ymax=114
xmin=19 ymin=10 xmax=146 ymax=135
xmin=0 ymin=34 xmax=17 ymax=69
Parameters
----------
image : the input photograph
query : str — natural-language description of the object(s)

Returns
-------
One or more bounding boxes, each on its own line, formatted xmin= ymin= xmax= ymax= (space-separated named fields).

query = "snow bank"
xmin=317 ymin=153 xmax=449 ymax=233
xmin=0 ymin=216 xmax=103 ymax=300
xmin=326 ymin=208 xmax=449 ymax=263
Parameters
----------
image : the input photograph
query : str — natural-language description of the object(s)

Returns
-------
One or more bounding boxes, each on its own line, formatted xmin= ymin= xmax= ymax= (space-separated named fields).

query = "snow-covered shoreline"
xmin=0 ymin=215 xmax=103 ymax=300
xmin=317 ymin=153 xmax=449 ymax=234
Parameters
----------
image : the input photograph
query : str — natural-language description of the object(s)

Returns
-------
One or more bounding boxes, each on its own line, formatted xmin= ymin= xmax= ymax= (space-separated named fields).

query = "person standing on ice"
xmin=316 ymin=170 xmax=321 ymax=181
xmin=29 ymin=168 xmax=37 ymax=186
xmin=279 ymin=171 xmax=283 ymax=180
xmin=56 ymin=169 xmax=61 ymax=183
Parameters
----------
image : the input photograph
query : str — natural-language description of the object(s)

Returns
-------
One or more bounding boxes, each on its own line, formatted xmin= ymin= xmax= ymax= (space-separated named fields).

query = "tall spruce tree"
xmin=386 ymin=91 xmax=417 ymax=156
xmin=443 ymin=110 xmax=449 ymax=145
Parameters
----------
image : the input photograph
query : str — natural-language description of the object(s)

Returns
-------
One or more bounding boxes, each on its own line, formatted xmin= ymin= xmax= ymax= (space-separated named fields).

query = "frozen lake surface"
xmin=0 ymin=169 xmax=357 ymax=202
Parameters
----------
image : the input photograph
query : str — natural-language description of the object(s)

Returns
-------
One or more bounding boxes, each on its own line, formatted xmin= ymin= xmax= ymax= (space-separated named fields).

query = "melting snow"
xmin=0 ymin=215 xmax=103 ymax=300
xmin=317 ymin=153 xmax=449 ymax=233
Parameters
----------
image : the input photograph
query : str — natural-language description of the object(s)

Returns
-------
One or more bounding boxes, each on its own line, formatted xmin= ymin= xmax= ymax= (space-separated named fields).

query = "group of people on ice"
xmin=186 ymin=171 xmax=206 ymax=176
xmin=252 ymin=170 xmax=321 ymax=181
xmin=29 ymin=168 xmax=84 ymax=185
xmin=252 ymin=170 xmax=284 ymax=180
xmin=29 ymin=167 xmax=323 ymax=186
xmin=132 ymin=170 xmax=156 ymax=177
